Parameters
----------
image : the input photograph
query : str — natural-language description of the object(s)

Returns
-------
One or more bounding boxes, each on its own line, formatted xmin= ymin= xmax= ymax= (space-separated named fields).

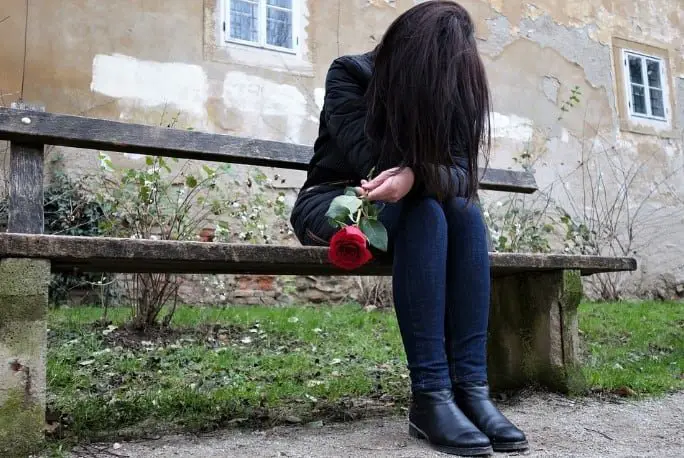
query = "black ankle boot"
xmin=453 ymin=382 xmax=528 ymax=453
xmin=409 ymin=390 xmax=493 ymax=456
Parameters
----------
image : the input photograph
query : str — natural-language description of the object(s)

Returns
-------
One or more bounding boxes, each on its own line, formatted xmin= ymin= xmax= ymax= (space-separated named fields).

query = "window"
xmin=224 ymin=0 xmax=297 ymax=53
xmin=622 ymin=50 xmax=669 ymax=122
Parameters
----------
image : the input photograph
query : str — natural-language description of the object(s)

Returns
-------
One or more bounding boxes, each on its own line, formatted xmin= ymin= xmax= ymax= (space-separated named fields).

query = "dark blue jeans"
xmin=292 ymin=192 xmax=490 ymax=392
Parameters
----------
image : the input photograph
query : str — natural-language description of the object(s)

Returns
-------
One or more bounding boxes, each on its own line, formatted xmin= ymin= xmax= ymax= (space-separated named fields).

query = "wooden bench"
xmin=0 ymin=107 xmax=636 ymax=451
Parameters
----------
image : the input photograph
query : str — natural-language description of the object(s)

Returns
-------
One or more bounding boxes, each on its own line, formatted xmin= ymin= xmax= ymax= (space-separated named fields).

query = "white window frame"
xmin=222 ymin=0 xmax=300 ymax=55
xmin=621 ymin=49 xmax=671 ymax=126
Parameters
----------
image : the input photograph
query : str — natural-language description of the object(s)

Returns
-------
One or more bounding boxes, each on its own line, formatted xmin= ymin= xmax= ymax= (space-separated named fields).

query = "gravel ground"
xmin=71 ymin=392 xmax=684 ymax=458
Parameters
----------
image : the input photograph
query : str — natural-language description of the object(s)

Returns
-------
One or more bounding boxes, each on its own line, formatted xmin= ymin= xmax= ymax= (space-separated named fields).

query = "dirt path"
xmin=71 ymin=392 xmax=684 ymax=457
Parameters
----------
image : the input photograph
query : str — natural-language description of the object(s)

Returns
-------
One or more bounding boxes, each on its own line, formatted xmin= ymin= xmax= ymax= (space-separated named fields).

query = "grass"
xmin=579 ymin=301 xmax=684 ymax=395
xmin=46 ymin=301 xmax=684 ymax=441
xmin=47 ymin=304 xmax=408 ymax=439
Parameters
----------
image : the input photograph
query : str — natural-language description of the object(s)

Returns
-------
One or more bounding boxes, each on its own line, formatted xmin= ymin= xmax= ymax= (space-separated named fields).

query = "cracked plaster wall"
xmin=0 ymin=0 xmax=682 ymax=295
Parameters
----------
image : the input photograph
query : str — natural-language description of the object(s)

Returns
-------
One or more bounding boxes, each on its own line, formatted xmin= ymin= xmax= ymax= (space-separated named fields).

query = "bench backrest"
xmin=0 ymin=107 xmax=538 ymax=234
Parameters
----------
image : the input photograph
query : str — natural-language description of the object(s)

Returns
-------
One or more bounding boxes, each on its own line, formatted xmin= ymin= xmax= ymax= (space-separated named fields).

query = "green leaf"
xmin=186 ymin=175 xmax=198 ymax=188
xmin=332 ymin=195 xmax=362 ymax=215
xmin=325 ymin=200 xmax=351 ymax=223
xmin=327 ymin=217 xmax=345 ymax=228
xmin=365 ymin=201 xmax=383 ymax=219
xmin=360 ymin=218 xmax=388 ymax=252
xmin=145 ymin=156 xmax=154 ymax=166
xmin=158 ymin=157 xmax=172 ymax=173
xmin=344 ymin=187 xmax=358 ymax=197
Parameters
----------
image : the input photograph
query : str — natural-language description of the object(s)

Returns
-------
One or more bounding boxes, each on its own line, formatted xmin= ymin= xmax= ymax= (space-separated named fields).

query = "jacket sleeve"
xmin=411 ymin=160 xmax=471 ymax=199
xmin=322 ymin=59 xmax=378 ymax=179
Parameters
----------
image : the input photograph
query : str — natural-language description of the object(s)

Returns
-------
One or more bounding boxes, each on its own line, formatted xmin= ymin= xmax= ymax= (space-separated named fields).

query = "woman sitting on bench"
xmin=290 ymin=1 xmax=528 ymax=455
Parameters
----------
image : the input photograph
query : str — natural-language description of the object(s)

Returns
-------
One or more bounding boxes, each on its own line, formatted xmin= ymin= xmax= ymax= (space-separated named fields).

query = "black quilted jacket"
xmin=302 ymin=52 xmax=470 ymax=195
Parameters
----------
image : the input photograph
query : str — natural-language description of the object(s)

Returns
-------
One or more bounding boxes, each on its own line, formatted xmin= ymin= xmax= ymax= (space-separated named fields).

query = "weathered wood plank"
xmin=7 ymin=142 xmax=44 ymax=234
xmin=0 ymin=234 xmax=637 ymax=277
xmin=0 ymin=108 xmax=538 ymax=193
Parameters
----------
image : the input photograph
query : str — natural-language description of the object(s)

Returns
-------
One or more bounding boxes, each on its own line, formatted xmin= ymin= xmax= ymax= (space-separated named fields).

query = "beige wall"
xmin=0 ymin=0 xmax=682 ymax=295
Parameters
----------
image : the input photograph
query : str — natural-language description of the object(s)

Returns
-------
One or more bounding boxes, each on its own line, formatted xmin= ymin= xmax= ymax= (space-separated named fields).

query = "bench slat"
xmin=0 ymin=234 xmax=636 ymax=277
xmin=0 ymin=108 xmax=537 ymax=193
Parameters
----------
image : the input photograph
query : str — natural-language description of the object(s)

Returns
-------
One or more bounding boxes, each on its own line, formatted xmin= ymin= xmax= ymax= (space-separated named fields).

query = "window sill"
xmin=619 ymin=119 xmax=678 ymax=138
xmin=205 ymin=41 xmax=314 ymax=78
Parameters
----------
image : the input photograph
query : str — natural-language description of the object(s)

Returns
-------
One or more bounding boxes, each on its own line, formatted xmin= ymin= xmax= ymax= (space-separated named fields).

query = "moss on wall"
xmin=0 ymin=388 xmax=44 ymax=458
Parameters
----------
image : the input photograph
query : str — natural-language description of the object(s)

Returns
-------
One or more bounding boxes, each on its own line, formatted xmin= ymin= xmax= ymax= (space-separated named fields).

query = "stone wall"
xmin=0 ymin=0 xmax=682 ymax=296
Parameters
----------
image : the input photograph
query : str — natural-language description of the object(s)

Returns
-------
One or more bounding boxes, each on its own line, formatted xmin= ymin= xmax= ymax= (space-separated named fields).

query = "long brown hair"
xmin=365 ymin=0 xmax=491 ymax=200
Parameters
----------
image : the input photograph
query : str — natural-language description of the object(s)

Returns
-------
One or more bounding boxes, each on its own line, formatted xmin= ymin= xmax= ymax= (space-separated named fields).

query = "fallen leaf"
xmin=240 ymin=337 xmax=253 ymax=344
xmin=615 ymin=386 xmax=636 ymax=397
xmin=113 ymin=443 xmax=122 ymax=450
xmin=102 ymin=325 xmax=118 ymax=336
xmin=285 ymin=415 xmax=303 ymax=424
xmin=79 ymin=360 xmax=95 ymax=366
xmin=228 ymin=417 xmax=248 ymax=425
xmin=92 ymin=349 xmax=112 ymax=357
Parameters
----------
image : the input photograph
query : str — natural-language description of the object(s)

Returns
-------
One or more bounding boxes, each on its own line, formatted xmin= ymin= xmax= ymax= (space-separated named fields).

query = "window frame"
xmin=622 ymin=50 xmax=669 ymax=123
xmin=222 ymin=0 xmax=299 ymax=55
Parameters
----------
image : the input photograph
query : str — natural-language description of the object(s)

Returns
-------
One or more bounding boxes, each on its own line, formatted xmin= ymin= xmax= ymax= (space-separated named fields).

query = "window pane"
xmin=646 ymin=59 xmax=662 ymax=89
xmin=267 ymin=7 xmax=292 ymax=48
xmin=649 ymin=88 xmax=665 ymax=118
xmin=631 ymin=84 xmax=647 ymax=114
xmin=268 ymin=0 xmax=292 ymax=8
xmin=230 ymin=0 xmax=259 ymax=43
xmin=628 ymin=55 xmax=643 ymax=84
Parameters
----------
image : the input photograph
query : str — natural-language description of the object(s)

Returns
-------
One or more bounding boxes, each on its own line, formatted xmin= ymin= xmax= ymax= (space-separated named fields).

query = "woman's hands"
xmin=355 ymin=167 xmax=415 ymax=202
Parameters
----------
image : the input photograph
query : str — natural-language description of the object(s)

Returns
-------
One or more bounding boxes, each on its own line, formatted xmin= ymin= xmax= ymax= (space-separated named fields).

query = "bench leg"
xmin=488 ymin=270 xmax=585 ymax=393
xmin=0 ymin=259 xmax=50 ymax=456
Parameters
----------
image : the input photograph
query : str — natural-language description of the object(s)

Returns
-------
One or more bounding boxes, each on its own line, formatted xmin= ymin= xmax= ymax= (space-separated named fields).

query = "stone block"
xmin=488 ymin=270 xmax=585 ymax=393
xmin=0 ymin=259 xmax=50 ymax=456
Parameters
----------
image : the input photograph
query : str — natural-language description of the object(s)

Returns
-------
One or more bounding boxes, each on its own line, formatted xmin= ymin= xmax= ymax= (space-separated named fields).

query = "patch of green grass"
xmin=47 ymin=301 xmax=684 ymax=441
xmin=48 ymin=305 xmax=408 ymax=439
xmin=579 ymin=301 xmax=684 ymax=396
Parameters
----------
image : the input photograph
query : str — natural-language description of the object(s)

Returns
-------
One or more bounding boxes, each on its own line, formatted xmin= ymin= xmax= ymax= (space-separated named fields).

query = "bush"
xmin=44 ymin=170 xmax=107 ymax=303
xmin=0 ymin=164 xmax=106 ymax=304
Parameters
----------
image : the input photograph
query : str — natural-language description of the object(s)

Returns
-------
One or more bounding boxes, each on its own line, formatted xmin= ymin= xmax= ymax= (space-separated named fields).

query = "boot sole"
xmin=492 ymin=440 xmax=529 ymax=453
xmin=409 ymin=423 xmax=494 ymax=456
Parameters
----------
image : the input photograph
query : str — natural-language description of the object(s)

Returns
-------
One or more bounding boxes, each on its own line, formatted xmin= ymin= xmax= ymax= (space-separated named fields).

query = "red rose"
xmin=328 ymin=226 xmax=373 ymax=270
